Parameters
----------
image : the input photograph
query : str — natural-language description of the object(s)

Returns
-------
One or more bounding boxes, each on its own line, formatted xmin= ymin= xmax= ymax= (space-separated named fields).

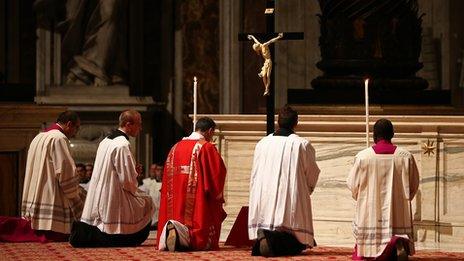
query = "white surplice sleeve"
xmin=52 ymin=136 xmax=83 ymax=219
xmin=347 ymin=156 xmax=362 ymax=200
xmin=304 ymin=141 xmax=320 ymax=194
xmin=113 ymin=145 xmax=138 ymax=195
xmin=249 ymin=140 xmax=263 ymax=190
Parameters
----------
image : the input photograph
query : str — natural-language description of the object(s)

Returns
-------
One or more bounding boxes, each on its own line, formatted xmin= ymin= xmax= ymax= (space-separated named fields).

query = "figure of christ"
xmin=247 ymin=33 xmax=283 ymax=96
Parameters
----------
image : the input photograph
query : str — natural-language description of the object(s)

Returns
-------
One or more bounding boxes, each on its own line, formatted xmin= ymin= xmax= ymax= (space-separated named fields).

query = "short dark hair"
xmin=195 ymin=117 xmax=216 ymax=132
xmin=373 ymin=118 xmax=394 ymax=142
xmin=56 ymin=111 xmax=79 ymax=125
xmin=76 ymin=163 xmax=85 ymax=169
xmin=278 ymin=105 xmax=298 ymax=129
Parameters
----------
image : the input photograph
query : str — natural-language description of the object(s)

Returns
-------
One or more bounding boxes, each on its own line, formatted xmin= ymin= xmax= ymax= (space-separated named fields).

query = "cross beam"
xmin=238 ymin=32 xmax=304 ymax=42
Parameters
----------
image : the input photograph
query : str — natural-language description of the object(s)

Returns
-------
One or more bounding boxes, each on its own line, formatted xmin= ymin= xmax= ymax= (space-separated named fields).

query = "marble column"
xmin=219 ymin=0 xmax=241 ymax=114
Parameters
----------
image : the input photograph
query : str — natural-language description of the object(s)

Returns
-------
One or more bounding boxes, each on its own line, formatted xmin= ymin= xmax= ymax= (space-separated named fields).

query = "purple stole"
xmin=44 ymin=123 xmax=64 ymax=134
xmin=372 ymin=139 xmax=396 ymax=154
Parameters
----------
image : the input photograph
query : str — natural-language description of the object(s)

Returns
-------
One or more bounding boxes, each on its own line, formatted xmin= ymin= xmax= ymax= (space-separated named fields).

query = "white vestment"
xmin=81 ymin=135 xmax=153 ymax=234
xmin=158 ymin=220 xmax=191 ymax=250
xmin=347 ymin=147 xmax=419 ymax=257
xmin=248 ymin=134 xmax=320 ymax=246
xmin=139 ymin=178 xmax=161 ymax=226
xmin=22 ymin=129 xmax=84 ymax=234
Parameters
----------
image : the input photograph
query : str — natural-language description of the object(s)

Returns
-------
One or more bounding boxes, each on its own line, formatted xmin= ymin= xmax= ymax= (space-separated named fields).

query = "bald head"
xmin=119 ymin=110 xmax=142 ymax=137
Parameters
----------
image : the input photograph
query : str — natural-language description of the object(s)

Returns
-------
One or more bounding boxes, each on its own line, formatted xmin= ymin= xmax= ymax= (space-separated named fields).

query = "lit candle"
xmin=364 ymin=78 xmax=369 ymax=148
xmin=193 ymin=76 xmax=198 ymax=130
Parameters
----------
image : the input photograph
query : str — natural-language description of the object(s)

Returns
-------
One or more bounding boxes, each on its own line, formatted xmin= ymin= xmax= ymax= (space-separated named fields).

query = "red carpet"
xmin=1 ymin=236 xmax=463 ymax=260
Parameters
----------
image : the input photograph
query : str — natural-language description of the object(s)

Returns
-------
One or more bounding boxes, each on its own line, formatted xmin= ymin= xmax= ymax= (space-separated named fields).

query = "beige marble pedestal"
xmin=204 ymin=114 xmax=464 ymax=252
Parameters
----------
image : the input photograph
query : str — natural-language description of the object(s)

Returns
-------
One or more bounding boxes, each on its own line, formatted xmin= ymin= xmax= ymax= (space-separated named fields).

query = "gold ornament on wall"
xmin=422 ymin=139 xmax=436 ymax=156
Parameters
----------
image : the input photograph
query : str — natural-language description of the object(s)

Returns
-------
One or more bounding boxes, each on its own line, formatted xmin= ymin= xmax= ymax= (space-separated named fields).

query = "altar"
xmin=207 ymin=112 xmax=464 ymax=251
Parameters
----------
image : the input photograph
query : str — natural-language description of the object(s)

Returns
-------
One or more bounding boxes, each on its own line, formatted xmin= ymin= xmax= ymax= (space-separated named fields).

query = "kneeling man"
xmin=157 ymin=117 xmax=227 ymax=251
xmin=11 ymin=111 xmax=84 ymax=242
xmin=70 ymin=110 xmax=153 ymax=247
xmin=248 ymin=105 xmax=320 ymax=257
xmin=347 ymin=118 xmax=419 ymax=260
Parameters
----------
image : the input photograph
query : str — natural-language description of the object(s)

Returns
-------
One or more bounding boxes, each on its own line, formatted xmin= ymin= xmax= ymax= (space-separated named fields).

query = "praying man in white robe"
xmin=248 ymin=105 xmax=320 ymax=257
xmin=70 ymin=110 xmax=153 ymax=247
xmin=347 ymin=118 xmax=419 ymax=260
xmin=16 ymin=111 xmax=84 ymax=242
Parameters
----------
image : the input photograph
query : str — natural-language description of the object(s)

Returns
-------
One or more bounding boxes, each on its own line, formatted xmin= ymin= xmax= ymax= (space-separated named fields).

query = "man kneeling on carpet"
xmin=0 ymin=111 xmax=84 ymax=243
xmin=248 ymin=105 xmax=320 ymax=257
xmin=69 ymin=110 xmax=153 ymax=247
xmin=157 ymin=117 xmax=227 ymax=251
xmin=347 ymin=118 xmax=419 ymax=260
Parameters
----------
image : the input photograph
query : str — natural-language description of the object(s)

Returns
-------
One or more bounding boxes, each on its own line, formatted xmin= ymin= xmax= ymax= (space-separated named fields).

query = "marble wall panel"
xmin=441 ymin=141 xmax=464 ymax=223
xmin=415 ymin=222 xmax=439 ymax=246
xmin=220 ymin=138 xmax=258 ymax=239
xmin=312 ymin=220 xmax=353 ymax=246
xmin=310 ymin=141 xmax=360 ymax=221
xmin=419 ymin=139 xmax=439 ymax=223
xmin=439 ymin=226 xmax=464 ymax=246
xmin=210 ymin=114 xmax=464 ymax=250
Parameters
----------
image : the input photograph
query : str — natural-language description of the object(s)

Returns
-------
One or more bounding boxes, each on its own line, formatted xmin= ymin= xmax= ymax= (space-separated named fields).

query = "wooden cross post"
xmin=238 ymin=0 xmax=304 ymax=135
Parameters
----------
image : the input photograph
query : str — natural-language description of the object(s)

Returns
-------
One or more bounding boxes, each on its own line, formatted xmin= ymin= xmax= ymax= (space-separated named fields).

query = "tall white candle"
xmin=364 ymin=78 xmax=369 ymax=148
xmin=193 ymin=76 xmax=198 ymax=130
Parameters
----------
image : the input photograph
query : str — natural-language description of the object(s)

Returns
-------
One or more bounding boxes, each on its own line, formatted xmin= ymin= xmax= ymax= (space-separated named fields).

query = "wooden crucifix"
xmin=239 ymin=0 xmax=304 ymax=135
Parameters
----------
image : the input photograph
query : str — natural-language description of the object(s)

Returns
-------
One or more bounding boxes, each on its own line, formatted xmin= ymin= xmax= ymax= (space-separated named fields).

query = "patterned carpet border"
xmin=1 ymin=238 xmax=464 ymax=260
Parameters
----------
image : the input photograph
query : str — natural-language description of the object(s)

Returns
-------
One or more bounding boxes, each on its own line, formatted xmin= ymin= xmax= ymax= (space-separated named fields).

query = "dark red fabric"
xmin=0 ymin=216 xmax=68 ymax=243
xmin=352 ymin=236 xmax=410 ymax=260
xmin=372 ymin=139 xmax=396 ymax=154
xmin=157 ymin=140 xmax=227 ymax=250
xmin=224 ymin=206 xmax=254 ymax=247
xmin=44 ymin=123 xmax=64 ymax=134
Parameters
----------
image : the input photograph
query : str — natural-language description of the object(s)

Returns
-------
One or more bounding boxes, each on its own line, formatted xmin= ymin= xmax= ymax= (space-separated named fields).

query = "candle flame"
xmin=364 ymin=78 xmax=369 ymax=86
xmin=194 ymin=76 xmax=197 ymax=82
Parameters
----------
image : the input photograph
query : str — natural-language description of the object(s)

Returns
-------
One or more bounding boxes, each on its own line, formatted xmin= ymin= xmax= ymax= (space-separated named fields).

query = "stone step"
xmin=35 ymin=95 xmax=155 ymax=106
xmin=46 ymin=85 xmax=130 ymax=97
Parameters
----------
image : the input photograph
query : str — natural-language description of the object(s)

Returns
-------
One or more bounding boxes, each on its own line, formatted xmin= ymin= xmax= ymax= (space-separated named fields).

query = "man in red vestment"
xmin=157 ymin=117 xmax=227 ymax=251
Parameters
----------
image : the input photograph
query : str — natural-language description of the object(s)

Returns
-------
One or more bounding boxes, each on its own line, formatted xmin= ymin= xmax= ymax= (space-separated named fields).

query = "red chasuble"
xmin=157 ymin=139 xmax=227 ymax=250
